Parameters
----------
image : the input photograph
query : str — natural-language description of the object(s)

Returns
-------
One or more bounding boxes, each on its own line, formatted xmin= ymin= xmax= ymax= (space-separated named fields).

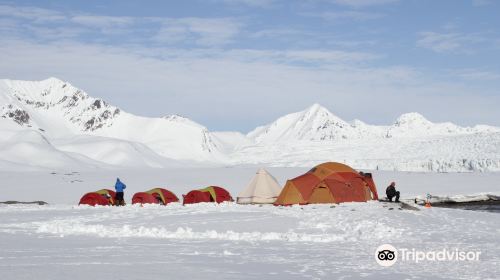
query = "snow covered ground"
xmin=0 ymin=168 xmax=499 ymax=279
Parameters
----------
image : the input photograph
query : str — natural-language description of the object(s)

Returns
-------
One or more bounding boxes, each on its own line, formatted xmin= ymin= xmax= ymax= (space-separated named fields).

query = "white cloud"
xmin=1 ymin=39 xmax=497 ymax=130
xmin=0 ymin=4 xmax=66 ymax=22
xmin=0 ymin=18 xmax=21 ymax=33
xmin=472 ymin=0 xmax=492 ymax=7
xmin=25 ymin=26 xmax=87 ymax=40
xmin=71 ymin=15 xmax=135 ymax=28
xmin=328 ymin=39 xmax=377 ymax=48
xmin=416 ymin=31 xmax=485 ymax=54
xmin=320 ymin=10 xmax=384 ymax=21
xmin=453 ymin=69 xmax=500 ymax=81
xmin=251 ymin=28 xmax=303 ymax=38
xmin=0 ymin=4 xmax=244 ymax=47
xmin=417 ymin=32 xmax=463 ymax=53
xmin=217 ymin=0 xmax=277 ymax=8
xmin=122 ymin=47 xmax=378 ymax=65
xmin=153 ymin=25 xmax=190 ymax=44
xmin=0 ymin=3 xmax=498 ymax=129
xmin=331 ymin=0 xmax=398 ymax=8
xmin=280 ymin=49 xmax=380 ymax=63
xmin=153 ymin=17 xmax=243 ymax=46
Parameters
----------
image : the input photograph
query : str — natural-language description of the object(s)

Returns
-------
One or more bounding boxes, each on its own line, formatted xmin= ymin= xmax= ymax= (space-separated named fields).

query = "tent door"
xmin=308 ymin=185 xmax=335 ymax=204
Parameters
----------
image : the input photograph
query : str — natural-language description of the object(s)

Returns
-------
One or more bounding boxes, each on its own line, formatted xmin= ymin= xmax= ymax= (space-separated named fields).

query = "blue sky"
xmin=0 ymin=0 xmax=499 ymax=131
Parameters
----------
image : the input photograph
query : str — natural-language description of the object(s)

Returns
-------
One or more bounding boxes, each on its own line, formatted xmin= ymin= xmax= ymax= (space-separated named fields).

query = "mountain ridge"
xmin=1 ymin=78 xmax=499 ymax=172
xmin=248 ymin=103 xmax=499 ymax=143
xmin=0 ymin=78 xmax=224 ymax=165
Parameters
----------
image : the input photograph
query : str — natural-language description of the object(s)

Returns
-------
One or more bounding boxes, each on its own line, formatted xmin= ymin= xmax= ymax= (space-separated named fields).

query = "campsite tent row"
xmin=78 ymin=162 xmax=379 ymax=206
xmin=78 ymin=186 xmax=233 ymax=206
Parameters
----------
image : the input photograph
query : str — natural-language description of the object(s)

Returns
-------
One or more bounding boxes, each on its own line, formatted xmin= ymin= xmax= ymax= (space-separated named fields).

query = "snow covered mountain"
xmin=0 ymin=78 xmax=224 ymax=169
xmin=386 ymin=112 xmax=499 ymax=138
xmin=234 ymin=104 xmax=500 ymax=172
xmin=248 ymin=104 xmax=369 ymax=142
xmin=1 ymin=78 xmax=499 ymax=172
xmin=248 ymin=103 xmax=499 ymax=142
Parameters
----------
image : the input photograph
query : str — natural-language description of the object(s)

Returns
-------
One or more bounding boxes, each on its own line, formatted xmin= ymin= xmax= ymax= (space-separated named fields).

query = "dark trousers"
xmin=388 ymin=191 xmax=400 ymax=202
xmin=115 ymin=192 xmax=124 ymax=206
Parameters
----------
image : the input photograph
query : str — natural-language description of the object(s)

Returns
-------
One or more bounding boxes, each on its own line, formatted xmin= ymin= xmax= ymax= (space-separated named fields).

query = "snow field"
xmin=0 ymin=201 xmax=499 ymax=279
xmin=0 ymin=168 xmax=499 ymax=279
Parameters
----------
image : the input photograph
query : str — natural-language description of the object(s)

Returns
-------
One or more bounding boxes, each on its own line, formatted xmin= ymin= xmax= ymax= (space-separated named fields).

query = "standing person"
xmin=386 ymin=182 xmax=400 ymax=202
xmin=114 ymin=178 xmax=126 ymax=206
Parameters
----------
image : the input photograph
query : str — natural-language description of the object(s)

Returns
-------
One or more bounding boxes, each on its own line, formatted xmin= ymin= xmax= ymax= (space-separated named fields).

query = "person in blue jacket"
xmin=114 ymin=178 xmax=126 ymax=206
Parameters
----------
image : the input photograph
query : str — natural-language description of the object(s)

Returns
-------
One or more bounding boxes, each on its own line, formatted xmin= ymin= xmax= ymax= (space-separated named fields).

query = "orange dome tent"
xmin=131 ymin=188 xmax=179 ymax=205
xmin=79 ymin=189 xmax=116 ymax=206
xmin=183 ymin=186 xmax=233 ymax=205
xmin=274 ymin=162 xmax=379 ymax=205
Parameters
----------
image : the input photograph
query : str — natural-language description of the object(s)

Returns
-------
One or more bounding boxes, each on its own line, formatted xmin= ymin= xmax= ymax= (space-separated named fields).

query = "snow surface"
xmin=1 ymin=78 xmax=500 ymax=171
xmin=0 ymin=169 xmax=499 ymax=280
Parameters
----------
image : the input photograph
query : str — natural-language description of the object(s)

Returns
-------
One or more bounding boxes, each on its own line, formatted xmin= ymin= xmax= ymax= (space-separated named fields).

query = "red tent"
xmin=132 ymin=188 xmax=179 ymax=205
xmin=274 ymin=162 xmax=379 ymax=205
xmin=79 ymin=189 xmax=116 ymax=206
xmin=183 ymin=186 xmax=233 ymax=205
xmin=131 ymin=192 xmax=157 ymax=204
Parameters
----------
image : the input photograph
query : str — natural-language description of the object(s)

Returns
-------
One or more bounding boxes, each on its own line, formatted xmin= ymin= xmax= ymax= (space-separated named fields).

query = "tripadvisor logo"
xmin=375 ymin=244 xmax=481 ymax=267
xmin=375 ymin=244 xmax=398 ymax=267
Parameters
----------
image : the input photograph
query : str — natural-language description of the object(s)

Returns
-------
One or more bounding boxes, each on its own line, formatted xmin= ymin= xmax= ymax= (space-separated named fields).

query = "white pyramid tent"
xmin=237 ymin=168 xmax=283 ymax=204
